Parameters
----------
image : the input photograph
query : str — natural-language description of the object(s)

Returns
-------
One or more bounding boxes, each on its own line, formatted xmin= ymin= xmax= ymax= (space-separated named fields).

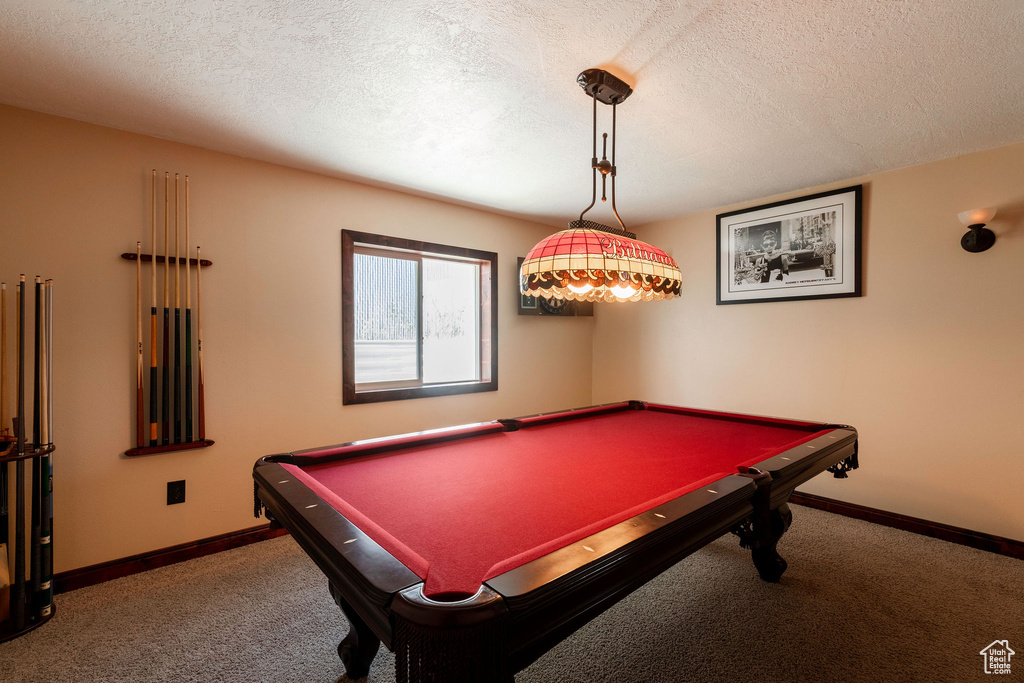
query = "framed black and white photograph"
xmin=716 ymin=185 xmax=862 ymax=305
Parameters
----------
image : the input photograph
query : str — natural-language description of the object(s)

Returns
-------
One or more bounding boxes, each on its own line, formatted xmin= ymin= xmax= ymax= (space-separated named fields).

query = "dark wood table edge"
xmin=253 ymin=461 xmax=420 ymax=649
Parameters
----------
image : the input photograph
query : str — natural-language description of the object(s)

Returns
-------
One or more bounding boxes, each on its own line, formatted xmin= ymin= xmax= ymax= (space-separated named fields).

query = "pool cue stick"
xmin=39 ymin=279 xmax=52 ymax=618
xmin=13 ymin=275 xmax=26 ymax=631
xmin=149 ymin=170 xmax=158 ymax=446
xmin=184 ymin=176 xmax=193 ymax=443
xmin=37 ymin=279 xmax=51 ymax=618
xmin=162 ymin=173 xmax=170 ymax=445
xmin=173 ymin=174 xmax=181 ymax=444
xmin=1 ymin=282 xmax=7 ymax=438
xmin=16 ymin=279 xmax=24 ymax=453
xmin=30 ymin=277 xmax=41 ymax=620
xmin=32 ymin=279 xmax=41 ymax=445
xmin=136 ymin=242 xmax=144 ymax=449
xmin=0 ymin=282 xmax=7 ymax=622
xmin=196 ymin=246 xmax=205 ymax=441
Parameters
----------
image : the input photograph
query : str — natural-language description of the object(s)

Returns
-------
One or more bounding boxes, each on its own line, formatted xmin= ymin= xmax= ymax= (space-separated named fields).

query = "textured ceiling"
xmin=2 ymin=0 xmax=1023 ymax=227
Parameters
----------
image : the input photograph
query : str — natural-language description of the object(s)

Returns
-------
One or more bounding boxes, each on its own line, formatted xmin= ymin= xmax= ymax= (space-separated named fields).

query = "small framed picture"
xmin=516 ymin=257 xmax=592 ymax=316
xmin=716 ymin=185 xmax=862 ymax=305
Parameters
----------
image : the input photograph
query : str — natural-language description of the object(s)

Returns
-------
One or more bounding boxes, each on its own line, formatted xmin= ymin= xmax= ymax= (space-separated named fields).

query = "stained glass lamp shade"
xmin=521 ymin=69 xmax=681 ymax=304
xmin=521 ymin=225 xmax=682 ymax=303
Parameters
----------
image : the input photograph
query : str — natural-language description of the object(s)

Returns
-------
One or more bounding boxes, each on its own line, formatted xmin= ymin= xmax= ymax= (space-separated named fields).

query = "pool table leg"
xmin=329 ymin=582 xmax=380 ymax=680
xmin=750 ymin=503 xmax=792 ymax=583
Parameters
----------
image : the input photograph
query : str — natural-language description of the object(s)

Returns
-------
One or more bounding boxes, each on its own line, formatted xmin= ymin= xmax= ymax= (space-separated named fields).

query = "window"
xmin=342 ymin=230 xmax=497 ymax=404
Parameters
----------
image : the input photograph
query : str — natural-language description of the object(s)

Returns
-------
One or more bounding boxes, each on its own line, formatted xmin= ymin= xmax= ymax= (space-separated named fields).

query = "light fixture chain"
xmin=610 ymin=102 xmax=625 ymax=231
xmin=601 ymin=133 xmax=608 ymax=202
xmin=579 ymin=93 xmax=599 ymax=222
xmin=611 ymin=102 xmax=617 ymax=170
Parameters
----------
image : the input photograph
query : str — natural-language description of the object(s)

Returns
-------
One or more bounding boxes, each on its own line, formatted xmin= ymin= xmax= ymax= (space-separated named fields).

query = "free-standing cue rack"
xmin=1 ymin=276 xmax=56 ymax=643
xmin=120 ymin=170 xmax=213 ymax=458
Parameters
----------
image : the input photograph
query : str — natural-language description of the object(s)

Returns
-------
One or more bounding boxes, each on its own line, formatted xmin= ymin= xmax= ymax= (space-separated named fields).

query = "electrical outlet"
xmin=167 ymin=480 xmax=186 ymax=505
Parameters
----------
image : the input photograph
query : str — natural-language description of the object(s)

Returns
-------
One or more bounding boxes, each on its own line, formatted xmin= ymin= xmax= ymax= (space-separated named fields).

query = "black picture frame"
xmin=716 ymin=185 xmax=863 ymax=305
xmin=515 ymin=257 xmax=593 ymax=316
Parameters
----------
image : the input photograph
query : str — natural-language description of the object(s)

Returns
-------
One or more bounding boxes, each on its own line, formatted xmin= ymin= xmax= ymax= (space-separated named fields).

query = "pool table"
xmin=253 ymin=401 xmax=858 ymax=682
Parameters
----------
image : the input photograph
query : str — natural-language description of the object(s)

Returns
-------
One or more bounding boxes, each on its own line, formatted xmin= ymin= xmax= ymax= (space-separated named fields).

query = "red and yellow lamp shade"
xmin=521 ymin=227 xmax=682 ymax=303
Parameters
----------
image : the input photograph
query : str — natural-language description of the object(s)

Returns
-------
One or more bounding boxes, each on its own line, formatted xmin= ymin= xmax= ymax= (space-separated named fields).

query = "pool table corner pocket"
xmin=391 ymin=584 xmax=512 ymax=683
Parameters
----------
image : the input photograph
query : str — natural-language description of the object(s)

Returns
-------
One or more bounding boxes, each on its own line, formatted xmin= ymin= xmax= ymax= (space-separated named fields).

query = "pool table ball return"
xmin=253 ymin=401 xmax=858 ymax=682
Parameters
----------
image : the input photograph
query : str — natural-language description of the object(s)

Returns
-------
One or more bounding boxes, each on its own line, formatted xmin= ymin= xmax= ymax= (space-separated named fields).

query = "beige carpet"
xmin=1 ymin=506 xmax=1021 ymax=682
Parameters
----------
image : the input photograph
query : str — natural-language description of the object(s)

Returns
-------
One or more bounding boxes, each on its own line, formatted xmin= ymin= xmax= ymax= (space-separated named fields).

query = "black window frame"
xmin=341 ymin=229 xmax=498 ymax=405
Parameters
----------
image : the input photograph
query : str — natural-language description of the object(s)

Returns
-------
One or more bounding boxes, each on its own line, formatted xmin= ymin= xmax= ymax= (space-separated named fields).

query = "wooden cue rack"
xmin=0 ymin=444 xmax=56 ymax=643
xmin=1 ymin=276 xmax=56 ymax=643
xmin=121 ymin=170 xmax=214 ymax=458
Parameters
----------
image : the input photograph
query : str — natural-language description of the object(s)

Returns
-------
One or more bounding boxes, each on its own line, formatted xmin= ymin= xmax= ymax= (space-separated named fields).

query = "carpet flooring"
xmin=1 ymin=506 xmax=1021 ymax=682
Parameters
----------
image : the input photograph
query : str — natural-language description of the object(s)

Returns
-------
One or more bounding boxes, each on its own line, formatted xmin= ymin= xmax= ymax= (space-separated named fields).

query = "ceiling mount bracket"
xmin=577 ymin=69 xmax=633 ymax=105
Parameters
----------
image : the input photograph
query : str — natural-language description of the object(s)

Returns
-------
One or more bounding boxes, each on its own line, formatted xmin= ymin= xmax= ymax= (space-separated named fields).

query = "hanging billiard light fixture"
xmin=521 ymin=69 xmax=682 ymax=304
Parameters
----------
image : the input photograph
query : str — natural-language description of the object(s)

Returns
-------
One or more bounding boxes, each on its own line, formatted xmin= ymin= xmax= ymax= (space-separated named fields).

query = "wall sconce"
xmin=958 ymin=208 xmax=996 ymax=253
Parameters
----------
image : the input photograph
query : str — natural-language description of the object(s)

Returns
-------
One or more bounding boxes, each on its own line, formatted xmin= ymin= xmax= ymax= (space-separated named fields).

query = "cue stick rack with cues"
xmin=120 ymin=170 xmax=214 ymax=457
xmin=0 ymin=274 xmax=56 ymax=643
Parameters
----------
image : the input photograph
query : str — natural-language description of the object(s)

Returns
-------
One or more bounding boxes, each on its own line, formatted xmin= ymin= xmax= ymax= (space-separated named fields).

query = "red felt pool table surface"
xmin=281 ymin=406 xmax=829 ymax=597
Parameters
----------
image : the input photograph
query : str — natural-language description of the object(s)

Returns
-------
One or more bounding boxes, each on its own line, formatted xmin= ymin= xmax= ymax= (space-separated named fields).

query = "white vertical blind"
xmin=353 ymin=253 xmax=418 ymax=383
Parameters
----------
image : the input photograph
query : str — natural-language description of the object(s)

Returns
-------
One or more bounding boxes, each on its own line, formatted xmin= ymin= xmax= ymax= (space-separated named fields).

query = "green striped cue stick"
xmin=162 ymin=173 xmax=170 ymax=445
xmin=173 ymin=174 xmax=181 ymax=444
xmin=149 ymin=171 xmax=158 ymax=446
xmin=184 ymin=176 xmax=193 ymax=442
xmin=30 ymin=277 xmax=41 ymax=619
xmin=38 ymin=278 xmax=53 ymax=618
xmin=0 ymin=282 xmax=8 ymax=622
xmin=13 ymin=275 xmax=26 ymax=630
xmin=196 ymin=247 xmax=205 ymax=441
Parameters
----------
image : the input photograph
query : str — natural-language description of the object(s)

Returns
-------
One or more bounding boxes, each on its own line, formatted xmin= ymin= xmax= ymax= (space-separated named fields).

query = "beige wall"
xmin=594 ymin=142 xmax=1024 ymax=541
xmin=0 ymin=105 xmax=594 ymax=573
xmin=3 ymin=101 xmax=1021 ymax=575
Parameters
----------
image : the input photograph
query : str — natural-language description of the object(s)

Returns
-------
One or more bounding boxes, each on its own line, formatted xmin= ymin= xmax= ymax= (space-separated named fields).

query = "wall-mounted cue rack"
xmin=120 ymin=170 xmax=213 ymax=458
xmin=1 ymin=275 xmax=56 ymax=643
